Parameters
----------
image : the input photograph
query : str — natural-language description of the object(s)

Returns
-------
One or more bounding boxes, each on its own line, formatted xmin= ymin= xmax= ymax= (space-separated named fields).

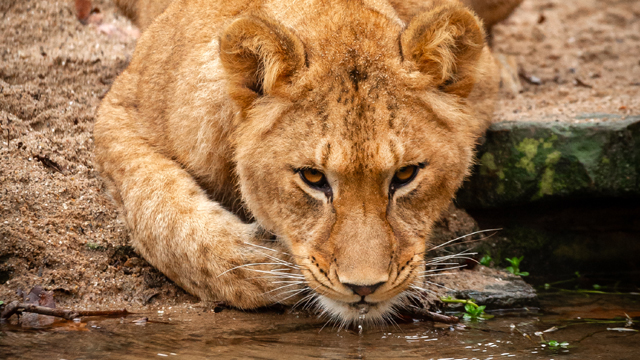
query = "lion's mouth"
xmin=316 ymin=294 xmax=403 ymax=325
xmin=349 ymin=299 xmax=374 ymax=314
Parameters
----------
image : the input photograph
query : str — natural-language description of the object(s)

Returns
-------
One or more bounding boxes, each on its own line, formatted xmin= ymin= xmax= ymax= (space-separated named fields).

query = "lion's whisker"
xmin=243 ymin=241 xmax=306 ymax=260
xmin=410 ymin=284 xmax=437 ymax=294
xmin=217 ymin=262 xmax=299 ymax=277
xmin=302 ymin=296 xmax=320 ymax=311
xmin=264 ymin=282 xmax=306 ymax=295
xmin=428 ymin=228 xmax=502 ymax=252
xmin=277 ymin=288 xmax=309 ymax=302
xmin=418 ymin=272 xmax=458 ymax=278
xmin=245 ymin=268 xmax=304 ymax=277
xmin=247 ymin=249 xmax=303 ymax=268
xmin=423 ymin=280 xmax=455 ymax=291
xmin=418 ymin=265 xmax=466 ymax=274
xmin=292 ymin=293 xmax=316 ymax=310
xmin=271 ymin=267 xmax=300 ymax=272
xmin=423 ymin=262 xmax=463 ymax=266
xmin=318 ymin=316 xmax=336 ymax=333
xmin=429 ymin=250 xmax=478 ymax=260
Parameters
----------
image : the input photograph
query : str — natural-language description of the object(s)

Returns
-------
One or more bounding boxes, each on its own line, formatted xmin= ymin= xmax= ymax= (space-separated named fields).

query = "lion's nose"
xmin=343 ymin=282 xmax=385 ymax=297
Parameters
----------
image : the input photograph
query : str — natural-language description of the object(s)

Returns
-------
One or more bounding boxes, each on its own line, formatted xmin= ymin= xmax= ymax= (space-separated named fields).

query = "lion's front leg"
xmin=94 ymin=102 xmax=305 ymax=309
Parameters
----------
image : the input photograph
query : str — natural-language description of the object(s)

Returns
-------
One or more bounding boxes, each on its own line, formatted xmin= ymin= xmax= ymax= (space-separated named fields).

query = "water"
xmin=1 ymin=294 xmax=638 ymax=359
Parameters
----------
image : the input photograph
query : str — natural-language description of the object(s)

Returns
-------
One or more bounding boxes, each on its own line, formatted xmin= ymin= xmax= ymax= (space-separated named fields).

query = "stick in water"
xmin=0 ymin=301 xmax=129 ymax=321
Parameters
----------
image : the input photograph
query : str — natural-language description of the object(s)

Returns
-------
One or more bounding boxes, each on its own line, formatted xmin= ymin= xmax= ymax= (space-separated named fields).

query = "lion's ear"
xmin=401 ymin=5 xmax=485 ymax=97
xmin=219 ymin=15 xmax=306 ymax=108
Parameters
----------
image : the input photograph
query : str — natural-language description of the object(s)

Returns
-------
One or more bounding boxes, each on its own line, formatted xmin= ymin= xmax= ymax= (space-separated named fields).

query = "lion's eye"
xmin=395 ymin=166 xmax=416 ymax=182
xmin=301 ymin=168 xmax=324 ymax=184
xmin=390 ymin=165 xmax=420 ymax=194
xmin=299 ymin=168 xmax=330 ymax=191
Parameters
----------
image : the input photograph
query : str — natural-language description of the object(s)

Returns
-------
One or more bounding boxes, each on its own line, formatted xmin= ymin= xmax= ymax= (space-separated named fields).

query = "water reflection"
xmin=1 ymin=294 xmax=638 ymax=359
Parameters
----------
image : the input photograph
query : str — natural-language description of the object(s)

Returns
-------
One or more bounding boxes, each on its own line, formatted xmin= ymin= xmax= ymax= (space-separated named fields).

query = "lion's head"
xmin=222 ymin=3 xmax=493 ymax=324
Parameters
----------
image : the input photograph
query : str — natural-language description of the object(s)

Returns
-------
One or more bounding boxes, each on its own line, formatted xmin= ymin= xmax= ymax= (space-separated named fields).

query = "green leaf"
xmin=464 ymin=303 xmax=476 ymax=314
xmin=480 ymin=255 xmax=492 ymax=266
xmin=505 ymin=266 xmax=516 ymax=274
xmin=518 ymin=271 xmax=529 ymax=276
xmin=505 ymin=256 xmax=523 ymax=267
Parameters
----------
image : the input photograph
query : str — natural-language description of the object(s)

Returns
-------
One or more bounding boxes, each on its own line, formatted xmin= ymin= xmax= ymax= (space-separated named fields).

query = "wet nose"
xmin=344 ymin=282 xmax=385 ymax=297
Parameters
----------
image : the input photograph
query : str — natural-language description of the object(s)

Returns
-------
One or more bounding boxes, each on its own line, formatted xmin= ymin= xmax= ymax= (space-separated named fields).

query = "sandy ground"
xmin=491 ymin=0 xmax=640 ymax=123
xmin=0 ymin=0 xmax=191 ymax=310
xmin=1 ymin=0 xmax=639 ymax=312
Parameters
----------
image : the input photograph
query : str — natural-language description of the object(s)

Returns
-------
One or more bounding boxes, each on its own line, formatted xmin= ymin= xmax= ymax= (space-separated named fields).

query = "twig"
xmin=408 ymin=308 xmax=460 ymax=324
xmin=1 ymin=301 xmax=129 ymax=321
xmin=518 ymin=71 xmax=542 ymax=85
xmin=33 ymin=154 xmax=63 ymax=173
xmin=573 ymin=78 xmax=593 ymax=88
xmin=558 ymin=288 xmax=638 ymax=295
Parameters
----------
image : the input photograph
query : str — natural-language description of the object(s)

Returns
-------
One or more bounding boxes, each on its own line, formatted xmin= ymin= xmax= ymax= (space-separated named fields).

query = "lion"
xmin=94 ymin=0 xmax=520 ymax=324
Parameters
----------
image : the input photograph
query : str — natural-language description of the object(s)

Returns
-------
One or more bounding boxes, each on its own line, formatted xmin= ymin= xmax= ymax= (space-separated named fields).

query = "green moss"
xmin=457 ymin=117 xmax=640 ymax=208
xmin=536 ymin=151 xmax=567 ymax=199
xmin=480 ymin=152 xmax=506 ymax=181
xmin=515 ymin=138 xmax=540 ymax=174
xmin=480 ymin=152 xmax=497 ymax=176
xmin=537 ymin=167 xmax=556 ymax=198
xmin=542 ymin=134 xmax=558 ymax=149
xmin=545 ymin=150 xmax=562 ymax=165
xmin=481 ymin=152 xmax=497 ymax=170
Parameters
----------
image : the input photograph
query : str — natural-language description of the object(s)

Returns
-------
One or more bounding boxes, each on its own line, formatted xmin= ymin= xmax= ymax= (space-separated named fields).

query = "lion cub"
xmin=95 ymin=0 xmax=510 ymax=324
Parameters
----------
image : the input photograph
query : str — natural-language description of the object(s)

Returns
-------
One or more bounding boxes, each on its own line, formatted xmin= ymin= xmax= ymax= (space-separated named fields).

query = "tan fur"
xmin=96 ymin=0 xmax=515 ymax=323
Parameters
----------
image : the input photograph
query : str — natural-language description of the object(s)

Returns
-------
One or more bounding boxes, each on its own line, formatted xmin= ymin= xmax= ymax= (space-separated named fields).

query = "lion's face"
xmin=226 ymin=4 xmax=487 ymax=324
xmin=235 ymin=71 xmax=478 ymax=323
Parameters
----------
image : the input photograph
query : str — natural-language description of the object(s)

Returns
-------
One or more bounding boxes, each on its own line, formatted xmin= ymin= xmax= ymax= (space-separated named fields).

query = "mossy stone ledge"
xmin=457 ymin=114 xmax=640 ymax=209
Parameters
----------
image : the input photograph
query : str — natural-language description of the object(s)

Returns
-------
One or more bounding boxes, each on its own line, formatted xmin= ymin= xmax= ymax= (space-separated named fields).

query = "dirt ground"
xmin=1 ymin=0 xmax=639 ymax=312
xmin=492 ymin=0 xmax=640 ymax=123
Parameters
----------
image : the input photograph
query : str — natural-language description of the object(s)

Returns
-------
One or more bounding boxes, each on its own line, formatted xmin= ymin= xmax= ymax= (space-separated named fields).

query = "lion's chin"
xmin=316 ymin=294 xmax=405 ymax=327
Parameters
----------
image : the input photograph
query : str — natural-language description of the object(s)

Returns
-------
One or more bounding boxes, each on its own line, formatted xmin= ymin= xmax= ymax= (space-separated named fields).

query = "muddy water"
xmin=1 ymin=294 xmax=638 ymax=359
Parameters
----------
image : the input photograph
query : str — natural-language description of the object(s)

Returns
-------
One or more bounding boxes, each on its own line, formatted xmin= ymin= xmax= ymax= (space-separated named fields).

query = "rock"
xmin=440 ymin=266 xmax=538 ymax=309
xmin=429 ymin=203 xmax=480 ymax=251
xmin=421 ymin=207 xmax=538 ymax=311
xmin=457 ymin=114 xmax=640 ymax=208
